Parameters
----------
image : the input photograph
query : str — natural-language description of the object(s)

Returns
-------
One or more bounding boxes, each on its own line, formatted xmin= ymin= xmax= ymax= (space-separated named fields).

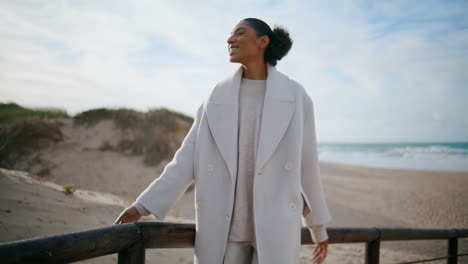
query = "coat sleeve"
xmin=308 ymin=225 xmax=328 ymax=243
xmin=300 ymin=88 xmax=333 ymax=228
xmin=133 ymin=101 xmax=205 ymax=220
xmin=132 ymin=201 xmax=151 ymax=216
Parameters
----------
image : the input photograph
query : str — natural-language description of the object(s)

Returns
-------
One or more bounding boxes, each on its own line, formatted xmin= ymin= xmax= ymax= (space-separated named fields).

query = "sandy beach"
xmin=1 ymin=160 xmax=467 ymax=264
xmin=307 ymin=161 xmax=468 ymax=264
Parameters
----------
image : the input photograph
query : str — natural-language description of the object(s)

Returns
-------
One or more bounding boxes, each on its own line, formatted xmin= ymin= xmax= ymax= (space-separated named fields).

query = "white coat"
xmin=135 ymin=62 xmax=333 ymax=264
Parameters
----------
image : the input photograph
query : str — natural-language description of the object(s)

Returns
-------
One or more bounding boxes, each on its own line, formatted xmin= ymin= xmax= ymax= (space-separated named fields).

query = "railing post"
xmin=118 ymin=222 xmax=145 ymax=264
xmin=447 ymin=229 xmax=458 ymax=264
xmin=365 ymin=227 xmax=380 ymax=264
xmin=118 ymin=241 xmax=145 ymax=264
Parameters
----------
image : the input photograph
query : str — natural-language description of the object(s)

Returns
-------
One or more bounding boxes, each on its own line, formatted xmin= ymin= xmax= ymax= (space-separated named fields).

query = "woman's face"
xmin=227 ymin=21 xmax=270 ymax=64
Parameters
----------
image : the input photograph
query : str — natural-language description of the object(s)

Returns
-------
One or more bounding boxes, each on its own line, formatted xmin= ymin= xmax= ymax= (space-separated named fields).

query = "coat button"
xmin=207 ymin=164 xmax=214 ymax=172
xmin=284 ymin=161 xmax=293 ymax=170
xmin=289 ymin=202 xmax=296 ymax=209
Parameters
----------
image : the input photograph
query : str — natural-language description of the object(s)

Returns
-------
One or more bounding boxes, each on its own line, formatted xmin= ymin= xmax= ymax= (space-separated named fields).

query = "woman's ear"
xmin=259 ymin=35 xmax=270 ymax=49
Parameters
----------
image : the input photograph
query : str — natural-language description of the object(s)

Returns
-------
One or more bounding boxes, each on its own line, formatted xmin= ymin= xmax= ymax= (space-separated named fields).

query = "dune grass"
xmin=148 ymin=107 xmax=193 ymax=123
xmin=0 ymin=102 xmax=67 ymax=168
xmin=73 ymin=107 xmax=193 ymax=128
xmin=0 ymin=102 xmax=69 ymax=125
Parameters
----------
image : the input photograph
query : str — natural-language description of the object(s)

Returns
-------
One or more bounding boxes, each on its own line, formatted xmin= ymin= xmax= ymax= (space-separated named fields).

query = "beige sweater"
xmin=228 ymin=77 xmax=264 ymax=242
xmin=133 ymin=77 xmax=328 ymax=243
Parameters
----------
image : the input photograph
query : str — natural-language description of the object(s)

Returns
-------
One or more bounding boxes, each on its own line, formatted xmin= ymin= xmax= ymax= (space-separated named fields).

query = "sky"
xmin=0 ymin=0 xmax=467 ymax=143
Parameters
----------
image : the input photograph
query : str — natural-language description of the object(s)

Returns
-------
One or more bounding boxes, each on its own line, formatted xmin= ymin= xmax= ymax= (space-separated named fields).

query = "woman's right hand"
xmin=114 ymin=205 xmax=142 ymax=225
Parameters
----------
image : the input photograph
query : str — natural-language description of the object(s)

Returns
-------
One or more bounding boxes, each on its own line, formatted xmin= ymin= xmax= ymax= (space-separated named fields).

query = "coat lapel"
xmin=206 ymin=63 xmax=295 ymax=183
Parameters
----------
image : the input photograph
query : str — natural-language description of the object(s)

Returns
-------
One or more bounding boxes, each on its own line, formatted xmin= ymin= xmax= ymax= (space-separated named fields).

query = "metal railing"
xmin=0 ymin=223 xmax=466 ymax=264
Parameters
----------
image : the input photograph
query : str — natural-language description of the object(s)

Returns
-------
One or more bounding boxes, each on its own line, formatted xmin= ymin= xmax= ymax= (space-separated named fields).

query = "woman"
xmin=114 ymin=18 xmax=332 ymax=264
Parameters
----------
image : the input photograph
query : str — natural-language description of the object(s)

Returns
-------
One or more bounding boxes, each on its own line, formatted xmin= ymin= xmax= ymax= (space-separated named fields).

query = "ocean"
xmin=317 ymin=142 xmax=468 ymax=172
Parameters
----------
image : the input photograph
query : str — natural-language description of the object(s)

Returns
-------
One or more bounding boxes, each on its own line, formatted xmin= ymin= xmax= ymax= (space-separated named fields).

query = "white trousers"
xmin=222 ymin=241 xmax=258 ymax=264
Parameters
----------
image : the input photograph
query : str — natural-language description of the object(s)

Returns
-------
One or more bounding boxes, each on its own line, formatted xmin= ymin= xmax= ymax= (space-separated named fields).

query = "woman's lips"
xmin=229 ymin=47 xmax=239 ymax=54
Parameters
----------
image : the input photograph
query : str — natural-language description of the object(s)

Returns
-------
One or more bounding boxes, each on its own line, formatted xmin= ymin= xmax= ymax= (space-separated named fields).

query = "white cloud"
xmin=0 ymin=0 xmax=466 ymax=141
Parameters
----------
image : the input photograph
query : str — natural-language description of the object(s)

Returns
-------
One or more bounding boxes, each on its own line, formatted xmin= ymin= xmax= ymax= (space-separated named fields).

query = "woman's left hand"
xmin=113 ymin=206 xmax=142 ymax=225
xmin=311 ymin=239 xmax=328 ymax=264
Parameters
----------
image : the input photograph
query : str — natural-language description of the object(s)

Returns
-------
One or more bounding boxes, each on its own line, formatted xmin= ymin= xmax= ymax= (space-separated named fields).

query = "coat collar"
xmin=206 ymin=63 xmax=296 ymax=183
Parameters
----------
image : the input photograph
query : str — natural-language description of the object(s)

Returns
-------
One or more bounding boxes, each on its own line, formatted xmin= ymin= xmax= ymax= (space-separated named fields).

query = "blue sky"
xmin=0 ymin=0 xmax=467 ymax=142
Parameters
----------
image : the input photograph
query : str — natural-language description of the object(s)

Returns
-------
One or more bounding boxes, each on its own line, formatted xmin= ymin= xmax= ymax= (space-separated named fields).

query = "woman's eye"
xmin=237 ymin=32 xmax=244 ymax=35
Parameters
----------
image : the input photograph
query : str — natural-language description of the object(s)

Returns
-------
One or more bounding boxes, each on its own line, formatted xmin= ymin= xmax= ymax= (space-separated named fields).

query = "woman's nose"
xmin=227 ymin=35 xmax=234 ymax=44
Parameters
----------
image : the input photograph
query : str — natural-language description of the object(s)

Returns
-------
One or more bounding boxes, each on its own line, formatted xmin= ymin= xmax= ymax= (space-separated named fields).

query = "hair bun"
xmin=265 ymin=25 xmax=293 ymax=66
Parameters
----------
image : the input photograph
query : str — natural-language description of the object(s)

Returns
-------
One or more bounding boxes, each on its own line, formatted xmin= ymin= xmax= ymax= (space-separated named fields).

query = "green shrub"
xmin=63 ymin=184 xmax=76 ymax=194
xmin=0 ymin=117 xmax=64 ymax=168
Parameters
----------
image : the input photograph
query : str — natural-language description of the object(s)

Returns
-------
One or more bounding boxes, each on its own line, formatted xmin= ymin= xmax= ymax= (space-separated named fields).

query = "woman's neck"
xmin=241 ymin=61 xmax=267 ymax=80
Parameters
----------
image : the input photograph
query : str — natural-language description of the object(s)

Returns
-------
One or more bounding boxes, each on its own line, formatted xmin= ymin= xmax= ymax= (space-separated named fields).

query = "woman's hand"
xmin=311 ymin=239 xmax=328 ymax=264
xmin=114 ymin=206 xmax=142 ymax=225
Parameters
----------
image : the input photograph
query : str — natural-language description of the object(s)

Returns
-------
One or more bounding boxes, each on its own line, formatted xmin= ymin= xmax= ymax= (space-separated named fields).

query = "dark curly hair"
xmin=242 ymin=18 xmax=293 ymax=66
